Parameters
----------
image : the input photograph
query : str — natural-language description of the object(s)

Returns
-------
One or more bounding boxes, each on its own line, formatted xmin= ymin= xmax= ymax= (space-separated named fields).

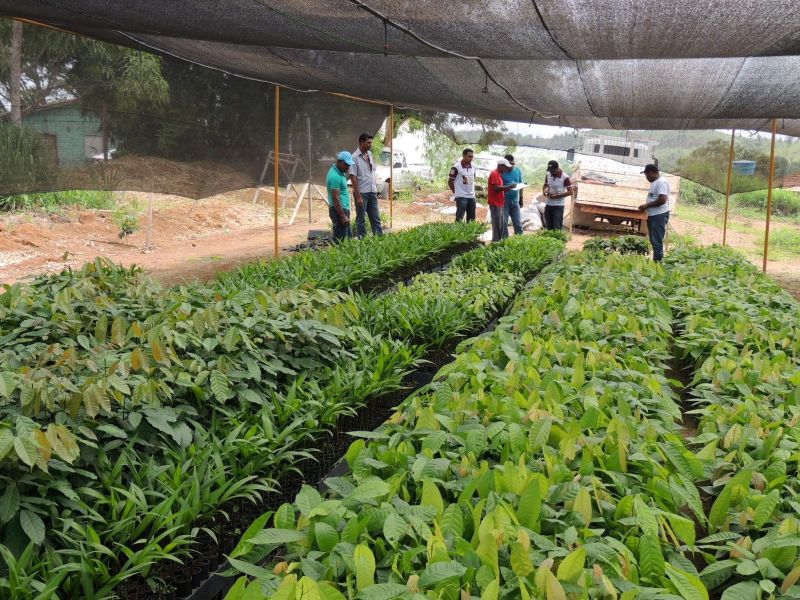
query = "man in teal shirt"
xmin=501 ymin=154 xmax=524 ymax=237
xmin=327 ymin=151 xmax=354 ymax=242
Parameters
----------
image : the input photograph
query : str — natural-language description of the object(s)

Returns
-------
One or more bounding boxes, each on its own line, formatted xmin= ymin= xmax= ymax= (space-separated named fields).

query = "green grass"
xmin=756 ymin=228 xmax=800 ymax=259
xmin=680 ymin=179 xmax=800 ymax=223
xmin=0 ymin=190 xmax=116 ymax=212
xmin=676 ymin=204 xmax=754 ymax=235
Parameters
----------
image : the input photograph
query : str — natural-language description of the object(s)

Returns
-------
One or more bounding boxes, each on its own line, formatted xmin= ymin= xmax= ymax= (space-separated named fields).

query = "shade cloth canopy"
xmin=4 ymin=0 xmax=800 ymax=135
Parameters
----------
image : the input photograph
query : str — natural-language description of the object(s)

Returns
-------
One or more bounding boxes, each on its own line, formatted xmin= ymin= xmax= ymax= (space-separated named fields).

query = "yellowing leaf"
xmin=421 ymin=479 xmax=444 ymax=518
xmin=510 ymin=542 xmax=533 ymax=577
xmin=353 ymin=543 xmax=375 ymax=591
xmin=556 ymin=547 xmax=586 ymax=583
xmin=546 ymin=571 xmax=567 ymax=600
xmin=573 ymin=487 xmax=592 ymax=525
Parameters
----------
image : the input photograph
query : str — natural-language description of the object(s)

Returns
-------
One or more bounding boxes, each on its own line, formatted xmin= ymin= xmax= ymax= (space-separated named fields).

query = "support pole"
xmin=762 ymin=118 xmax=777 ymax=273
xmin=274 ymin=86 xmax=280 ymax=258
xmin=145 ymin=193 xmax=153 ymax=250
xmin=388 ymin=105 xmax=394 ymax=231
xmin=722 ymin=129 xmax=735 ymax=246
xmin=307 ymin=115 xmax=312 ymax=223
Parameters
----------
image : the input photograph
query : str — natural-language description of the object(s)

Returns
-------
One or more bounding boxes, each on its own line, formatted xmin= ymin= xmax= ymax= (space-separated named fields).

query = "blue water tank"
xmin=732 ymin=160 xmax=756 ymax=175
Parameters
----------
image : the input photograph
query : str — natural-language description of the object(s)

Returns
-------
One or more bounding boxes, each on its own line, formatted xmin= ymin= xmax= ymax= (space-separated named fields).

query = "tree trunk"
xmin=102 ymin=102 xmax=109 ymax=160
xmin=10 ymin=20 xmax=22 ymax=125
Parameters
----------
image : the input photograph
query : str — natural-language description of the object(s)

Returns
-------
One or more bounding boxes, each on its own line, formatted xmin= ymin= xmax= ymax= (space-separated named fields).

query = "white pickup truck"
xmin=375 ymin=149 xmax=435 ymax=197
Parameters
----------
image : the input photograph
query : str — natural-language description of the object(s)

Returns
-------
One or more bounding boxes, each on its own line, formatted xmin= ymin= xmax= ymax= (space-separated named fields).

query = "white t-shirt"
xmin=450 ymin=160 xmax=476 ymax=199
xmin=646 ymin=177 xmax=670 ymax=216
xmin=545 ymin=172 xmax=571 ymax=207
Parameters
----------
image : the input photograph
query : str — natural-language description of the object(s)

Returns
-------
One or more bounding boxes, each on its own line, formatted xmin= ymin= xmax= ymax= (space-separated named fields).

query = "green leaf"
xmin=383 ymin=512 xmax=407 ymax=548
xmin=720 ymin=581 xmax=760 ymax=600
xmin=709 ymin=470 xmax=751 ymax=530
xmin=354 ymin=543 xmax=376 ymax=591
xmin=528 ymin=418 xmax=552 ymax=453
xmin=480 ymin=579 xmax=500 ymax=600
xmin=0 ymin=483 xmax=20 ymax=523
xmin=664 ymin=563 xmax=709 ymax=600
xmin=14 ymin=435 xmax=37 ymax=467
xmin=318 ymin=582 xmax=347 ymax=600
xmin=556 ymin=547 xmax=586 ymax=584
xmin=633 ymin=497 xmax=658 ymax=537
xmin=735 ymin=560 xmax=759 ymax=576
xmin=96 ymin=424 xmax=128 ymax=439
xmin=699 ymin=559 xmax=737 ymax=590
xmin=210 ymin=370 xmax=230 ymax=403
xmin=315 ymin=522 xmax=339 ymax=552
xmin=638 ymin=533 xmax=665 ymax=584
xmin=227 ymin=556 xmax=275 ymax=580
xmin=696 ymin=532 xmax=741 ymax=545
xmin=347 ymin=478 xmax=391 ymax=505
xmin=440 ymin=504 xmax=464 ymax=538
xmin=518 ymin=475 xmax=545 ymax=530
xmin=249 ymin=528 xmax=307 ymax=546
xmin=753 ymin=490 xmax=781 ymax=528
xmin=418 ymin=560 xmax=467 ymax=588
xmin=356 ymin=583 xmax=410 ymax=600
xmin=274 ymin=503 xmax=295 ymax=530
xmin=0 ymin=428 xmax=13 ymax=462
xmin=668 ymin=513 xmax=697 ymax=546
xmin=296 ymin=485 xmax=323 ymax=517
xmin=20 ymin=510 xmax=45 ymax=545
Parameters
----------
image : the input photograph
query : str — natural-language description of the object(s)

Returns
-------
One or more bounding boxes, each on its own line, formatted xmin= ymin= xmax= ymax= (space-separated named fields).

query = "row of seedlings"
xmin=0 ymin=223 xmax=485 ymax=599
xmin=0 ymin=229 xmax=562 ymax=598
xmin=223 ymin=251 xmax=713 ymax=599
xmin=665 ymin=245 xmax=800 ymax=598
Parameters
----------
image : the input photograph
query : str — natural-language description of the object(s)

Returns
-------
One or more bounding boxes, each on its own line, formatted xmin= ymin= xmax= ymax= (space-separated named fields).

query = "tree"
xmin=9 ymin=19 xmax=21 ymax=124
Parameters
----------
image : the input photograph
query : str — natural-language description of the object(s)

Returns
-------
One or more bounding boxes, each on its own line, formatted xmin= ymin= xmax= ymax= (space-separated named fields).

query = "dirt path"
xmin=0 ymin=189 xmax=445 ymax=286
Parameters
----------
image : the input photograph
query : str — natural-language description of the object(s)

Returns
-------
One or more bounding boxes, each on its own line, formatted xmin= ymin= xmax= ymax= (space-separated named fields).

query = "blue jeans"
xmin=355 ymin=192 xmax=382 ymax=237
xmin=503 ymin=197 xmax=523 ymax=237
xmin=455 ymin=197 xmax=476 ymax=222
xmin=329 ymin=206 xmax=352 ymax=243
xmin=648 ymin=212 xmax=669 ymax=262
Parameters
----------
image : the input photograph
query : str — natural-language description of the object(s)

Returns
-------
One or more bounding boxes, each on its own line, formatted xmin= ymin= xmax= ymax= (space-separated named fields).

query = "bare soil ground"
xmin=0 ymin=188 xmax=449 ymax=286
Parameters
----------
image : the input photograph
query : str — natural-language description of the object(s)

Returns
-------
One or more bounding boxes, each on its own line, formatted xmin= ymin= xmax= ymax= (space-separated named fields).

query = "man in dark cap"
xmin=542 ymin=160 xmax=572 ymax=230
xmin=638 ymin=164 xmax=670 ymax=262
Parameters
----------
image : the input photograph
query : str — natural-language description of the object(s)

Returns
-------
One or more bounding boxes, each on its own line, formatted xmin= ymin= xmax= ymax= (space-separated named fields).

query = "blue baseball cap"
xmin=336 ymin=151 xmax=355 ymax=166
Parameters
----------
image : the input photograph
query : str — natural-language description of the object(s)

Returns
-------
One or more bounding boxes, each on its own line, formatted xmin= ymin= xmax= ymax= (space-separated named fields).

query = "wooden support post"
xmin=763 ymin=118 xmax=777 ymax=272
xmin=145 ymin=193 xmax=153 ymax=250
xmin=388 ymin=105 xmax=394 ymax=231
xmin=307 ymin=115 xmax=313 ymax=223
xmin=722 ymin=129 xmax=735 ymax=246
xmin=274 ymin=85 xmax=280 ymax=258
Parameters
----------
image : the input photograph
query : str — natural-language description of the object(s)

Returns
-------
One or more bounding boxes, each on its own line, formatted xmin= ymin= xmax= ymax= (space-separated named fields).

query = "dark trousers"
xmin=544 ymin=204 xmax=564 ymax=230
xmin=489 ymin=204 xmax=505 ymax=242
xmin=455 ymin=197 xmax=476 ymax=222
xmin=329 ymin=206 xmax=352 ymax=243
xmin=647 ymin=212 xmax=669 ymax=262
xmin=503 ymin=197 xmax=523 ymax=237
xmin=355 ymin=192 xmax=382 ymax=237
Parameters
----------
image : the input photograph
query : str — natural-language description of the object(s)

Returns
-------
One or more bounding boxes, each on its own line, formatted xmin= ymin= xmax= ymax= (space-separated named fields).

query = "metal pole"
xmin=145 ymin=193 xmax=153 ymax=250
xmin=274 ymin=86 xmax=280 ymax=258
xmin=388 ymin=105 xmax=394 ymax=231
xmin=762 ymin=118 xmax=777 ymax=272
xmin=722 ymin=129 xmax=735 ymax=246
xmin=307 ymin=115 xmax=312 ymax=223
